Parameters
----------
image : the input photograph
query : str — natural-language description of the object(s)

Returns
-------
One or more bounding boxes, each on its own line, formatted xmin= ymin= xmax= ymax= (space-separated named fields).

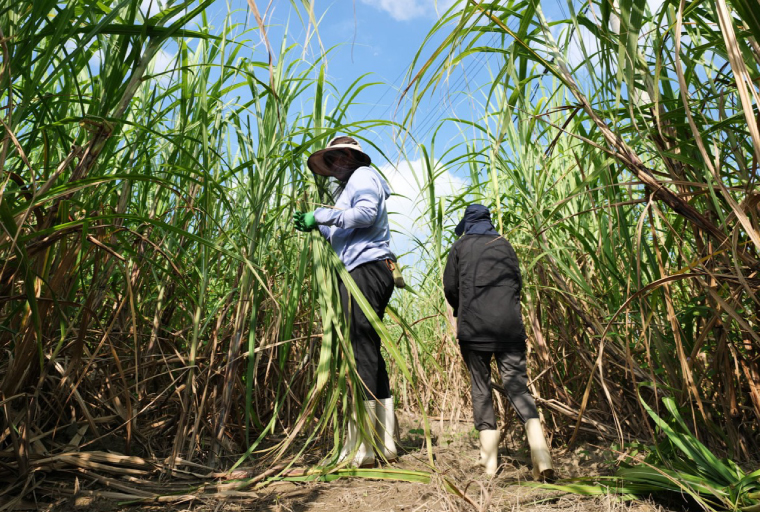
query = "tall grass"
xmin=0 ymin=0 xmax=435 ymax=483
xmin=3 ymin=0 xmax=759 ymax=502
xmin=401 ymin=0 xmax=760 ymax=460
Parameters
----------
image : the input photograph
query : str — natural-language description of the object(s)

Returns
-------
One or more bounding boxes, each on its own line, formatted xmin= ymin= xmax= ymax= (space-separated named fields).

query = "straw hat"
xmin=307 ymin=136 xmax=371 ymax=177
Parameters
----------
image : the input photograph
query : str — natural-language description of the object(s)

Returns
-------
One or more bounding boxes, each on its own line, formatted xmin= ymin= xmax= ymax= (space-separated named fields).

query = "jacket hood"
xmin=455 ymin=204 xmax=498 ymax=237
xmin=370 ymin=167 xmax=392 ymax=199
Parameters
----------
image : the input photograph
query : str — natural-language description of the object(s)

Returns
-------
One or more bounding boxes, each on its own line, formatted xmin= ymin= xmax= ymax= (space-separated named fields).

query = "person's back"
xmin=445 ymin=234 xmax=526 ymax=347
xmin=443 ymin=204 xmax=553 ymax=481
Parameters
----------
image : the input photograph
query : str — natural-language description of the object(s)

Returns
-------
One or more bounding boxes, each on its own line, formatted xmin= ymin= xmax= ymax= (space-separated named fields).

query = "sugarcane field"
xmin=2 ymin=0 xmax=760 ymax=510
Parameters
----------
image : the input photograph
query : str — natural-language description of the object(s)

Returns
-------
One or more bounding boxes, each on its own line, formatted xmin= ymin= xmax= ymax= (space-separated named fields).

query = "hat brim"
xmin=307 ymin=147 xmax=371 ymax=177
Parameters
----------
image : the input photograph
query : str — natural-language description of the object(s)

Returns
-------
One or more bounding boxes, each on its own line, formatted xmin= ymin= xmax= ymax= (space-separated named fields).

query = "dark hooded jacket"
xmin=443 ymin=205 xmax=526 ymax=351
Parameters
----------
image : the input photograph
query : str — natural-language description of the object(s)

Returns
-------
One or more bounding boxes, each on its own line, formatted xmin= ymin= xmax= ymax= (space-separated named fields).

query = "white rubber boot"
xmin=479 ymin=429 xmax=500 ymax=476
xmin=477 ymin=443 xmax=486 ymax=467
xmin=525 ymin=418 xmax=554 ymax=481
xmin=338 ymin=400 xmax=376 ymax=468
xmin=376 ymin=397 xmax=398 ymax=462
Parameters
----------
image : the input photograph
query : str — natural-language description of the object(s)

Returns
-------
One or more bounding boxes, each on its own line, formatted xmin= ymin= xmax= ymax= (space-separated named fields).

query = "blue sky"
xmin=147 ymin=0 xmax=477 ymax=154
xmin=142 ymin=0 xmax=507 ymax=258
xmin=139 ymin=0 xmax=670 ymax=265
xmin=139 ymin=0 xmax=671 ymax=178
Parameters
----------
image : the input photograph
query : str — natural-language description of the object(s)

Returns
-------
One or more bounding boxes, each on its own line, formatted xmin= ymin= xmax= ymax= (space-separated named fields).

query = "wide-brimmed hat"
xmin=307 ymin=136 xmax=371 ymax=177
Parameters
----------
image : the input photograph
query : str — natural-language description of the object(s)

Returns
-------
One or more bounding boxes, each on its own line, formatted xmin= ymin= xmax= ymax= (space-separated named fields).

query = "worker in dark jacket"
xmin=443 ymin=204 xmax=553 ymax=480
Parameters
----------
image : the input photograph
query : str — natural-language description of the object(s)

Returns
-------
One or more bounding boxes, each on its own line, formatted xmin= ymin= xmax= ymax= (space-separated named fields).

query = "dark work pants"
xmin=338 ymin=260 xmax=395 ymax=400
xmin=461 ymin=348 xmax=539 ymax=431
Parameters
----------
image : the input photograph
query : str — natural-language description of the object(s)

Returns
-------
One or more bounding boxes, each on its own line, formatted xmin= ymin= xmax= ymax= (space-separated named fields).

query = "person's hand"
xmin=294 ymin=211 xmax=317 ymax=232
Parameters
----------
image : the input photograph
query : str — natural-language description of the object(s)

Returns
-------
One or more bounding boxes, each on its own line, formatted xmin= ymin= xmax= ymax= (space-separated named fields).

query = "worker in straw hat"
xmin=443 ymin=204 xmax=554 ymax=480
xmin=294 ymin=135 xmax=399 ymax=468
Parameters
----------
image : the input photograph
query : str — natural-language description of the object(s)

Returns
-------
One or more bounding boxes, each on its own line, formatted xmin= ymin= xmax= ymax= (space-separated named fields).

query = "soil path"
xmin=61 ymin=414 xmax=671 ymax=512
xmin=237 ymin=413 xmax=666 ymax=512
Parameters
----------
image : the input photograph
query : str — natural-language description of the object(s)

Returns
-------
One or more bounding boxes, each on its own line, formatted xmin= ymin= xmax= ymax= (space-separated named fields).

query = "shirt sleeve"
xmin=312 ymin=170 xmax=380 ymax=229
xmin=443 ymin=244 xmax=459 ymax=316
xmin=318 ymin=225 xmax=331 ymax=239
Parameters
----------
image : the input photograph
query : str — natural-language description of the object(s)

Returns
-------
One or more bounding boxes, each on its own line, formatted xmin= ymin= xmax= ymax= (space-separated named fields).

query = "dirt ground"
xmin=44 ymin=414 xmax=675 ymax=512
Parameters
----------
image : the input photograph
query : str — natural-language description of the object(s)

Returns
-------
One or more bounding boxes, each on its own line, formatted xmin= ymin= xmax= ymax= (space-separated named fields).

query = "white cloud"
xmin=150 ymin=49 xmax=175 ymax=73
xmin=550 ymin=22 xmax=603 ymax=69
xmin=569 ymin=25 xmax=602 ymax=69
xmin=140 ymin=0 xmax=163 ymax=19
xmin=380 ymin=159 xmax=467 ymax=262
xmin=558 ymin=0 xmax=664 ymax=69
xmin=647 ymin=0 xmax=665 ymax=14
xmin=149 ymin=49 xmax=176 ymax=85
xmin=361 ymin=0 xmax=460 ymax=21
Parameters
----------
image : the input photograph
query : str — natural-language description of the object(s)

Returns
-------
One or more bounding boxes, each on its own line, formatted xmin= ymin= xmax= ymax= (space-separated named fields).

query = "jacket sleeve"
xmin=317 ymin=225 xmax=331 ymax=239
xmin=511 ymin=244 xmax=523 ymax=297
xmin=443 ymin=244 xmax=459 ymax=317
xmin=312 ymin=170 xmax=379 ymax=229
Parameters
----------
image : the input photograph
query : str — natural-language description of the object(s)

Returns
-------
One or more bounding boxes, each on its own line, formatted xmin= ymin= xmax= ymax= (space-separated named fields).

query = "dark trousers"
xmin=461 ymin=348 xmax=539 ymax=431
xmin=339 ymin=260 xmax=395 ymax=400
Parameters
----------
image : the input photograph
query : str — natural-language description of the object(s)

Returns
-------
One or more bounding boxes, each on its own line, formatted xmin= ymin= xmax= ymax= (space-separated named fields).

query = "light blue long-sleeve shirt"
xmin=313 ymin=166 xmax=394 ymax=271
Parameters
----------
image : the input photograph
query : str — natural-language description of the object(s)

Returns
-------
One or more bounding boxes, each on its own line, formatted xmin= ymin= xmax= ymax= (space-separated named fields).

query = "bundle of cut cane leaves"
xmin=541 ymin=397 xmax=760 ymax=511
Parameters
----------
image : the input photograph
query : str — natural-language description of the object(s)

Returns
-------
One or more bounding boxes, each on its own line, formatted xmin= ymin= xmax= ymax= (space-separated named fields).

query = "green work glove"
xmin=294 ymin=211 xmax=317 ymax=232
